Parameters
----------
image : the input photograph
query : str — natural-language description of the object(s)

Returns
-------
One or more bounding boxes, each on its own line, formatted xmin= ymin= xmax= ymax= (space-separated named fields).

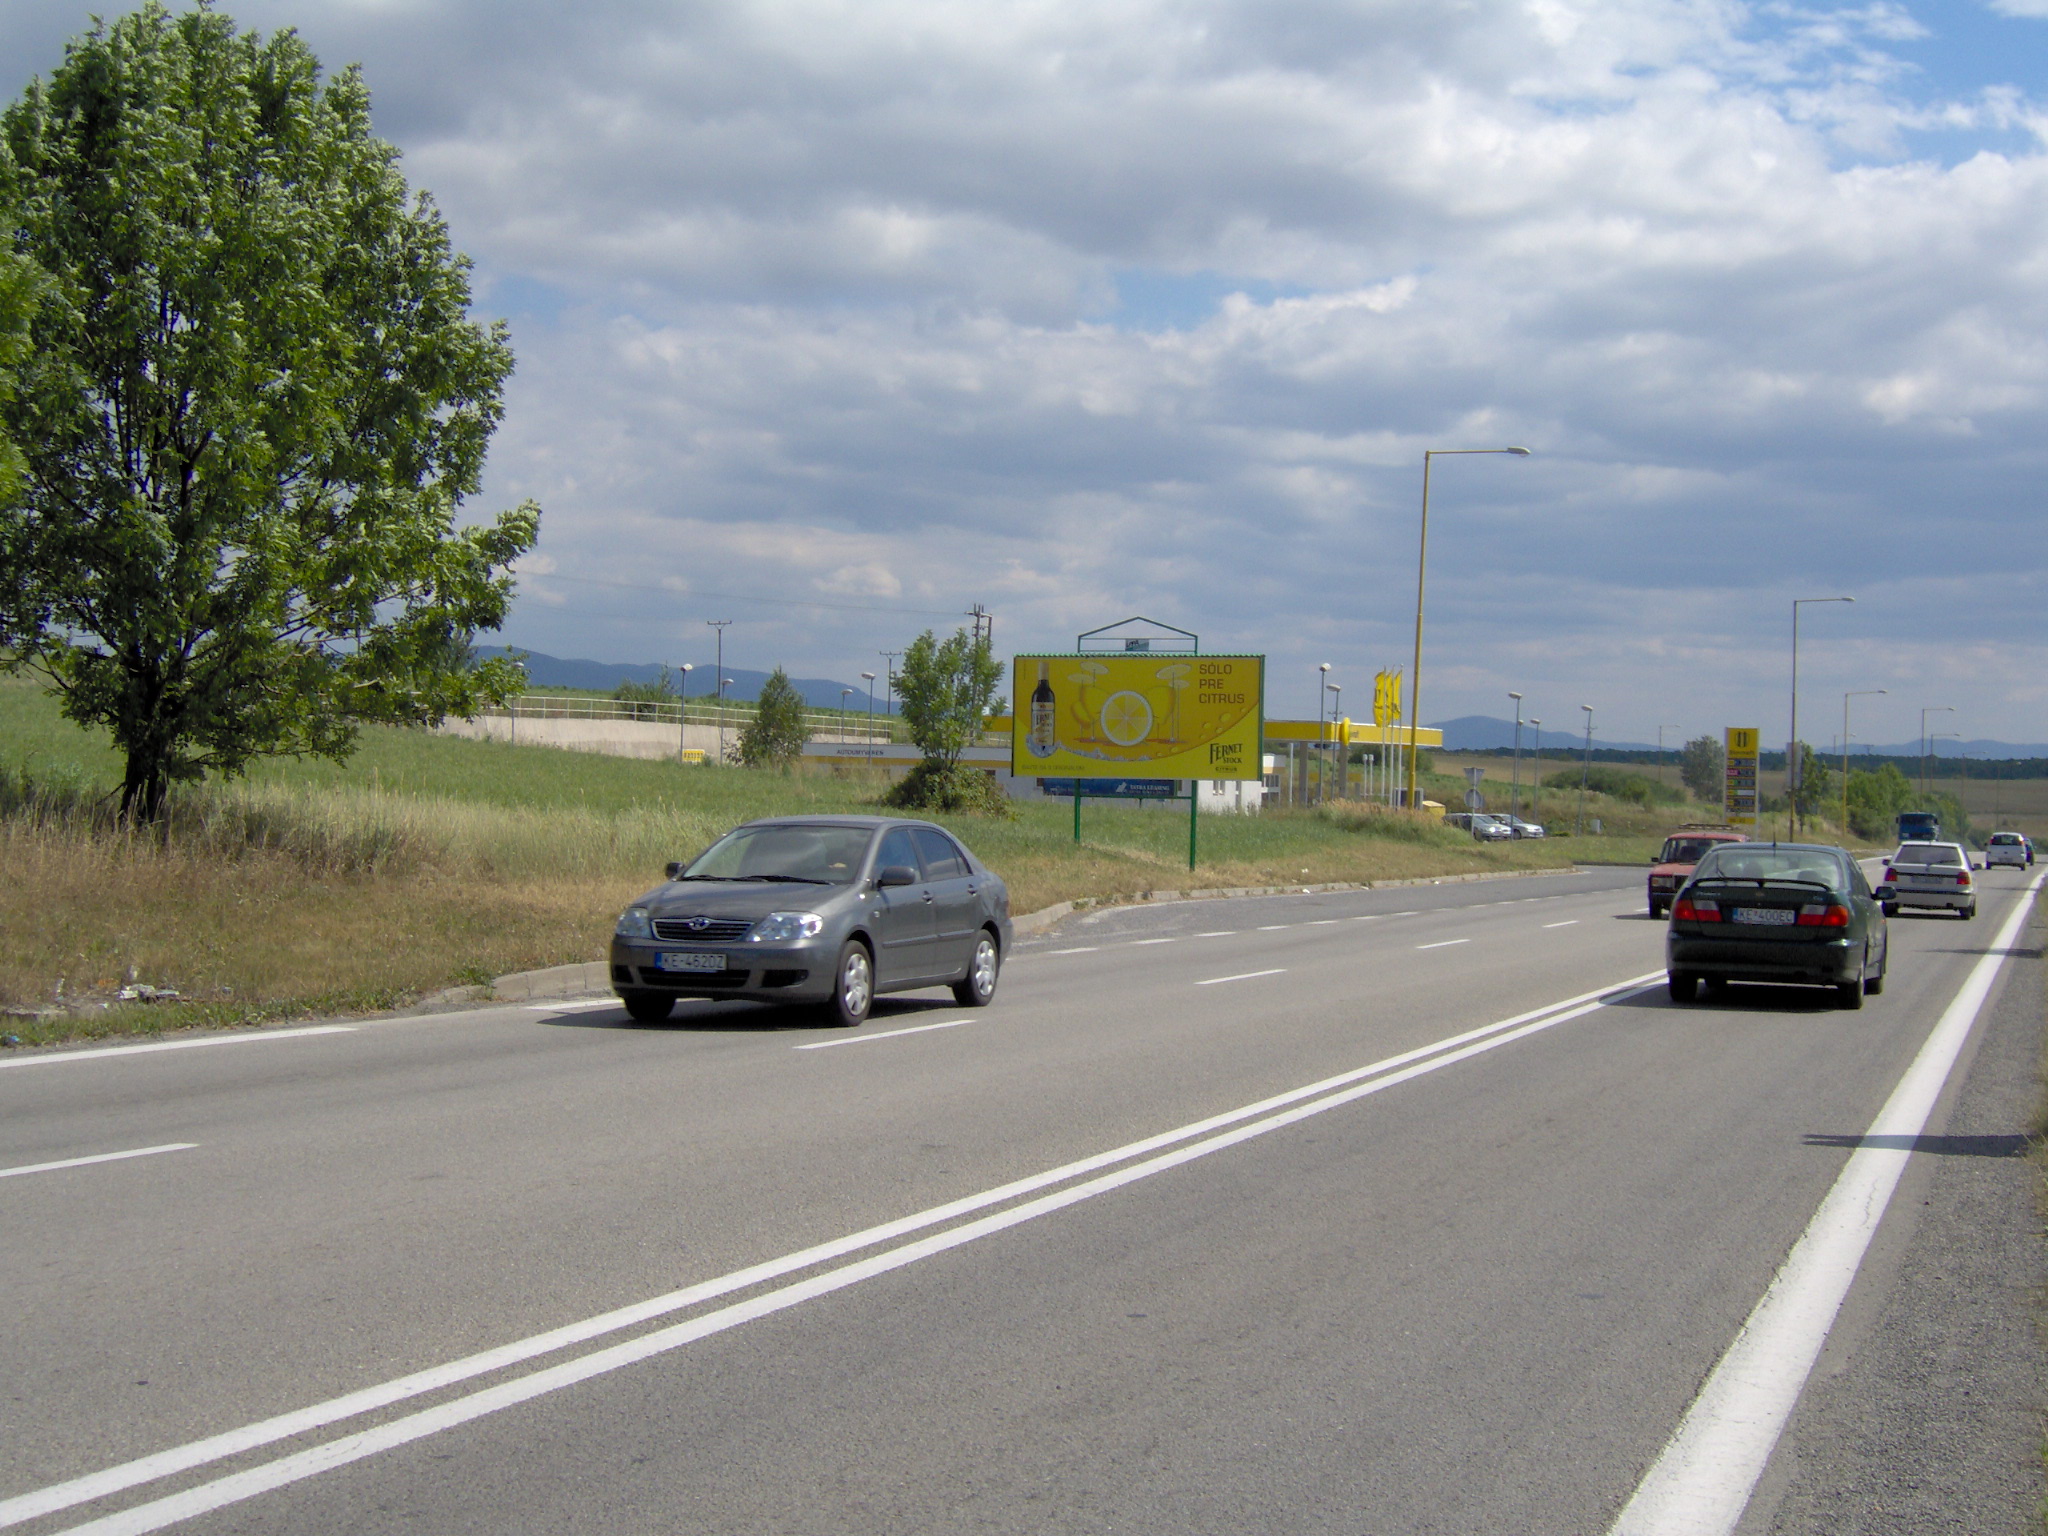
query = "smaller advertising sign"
xmin=1724 ymin=726 xmax=1760 ymax=828
xmin=1036 ymin=778 xmax=1180 ymax=799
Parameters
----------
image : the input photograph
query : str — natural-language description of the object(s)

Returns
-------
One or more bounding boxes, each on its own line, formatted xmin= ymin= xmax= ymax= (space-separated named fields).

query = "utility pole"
xmin=879 ymin=651 xmax=900 ymax=740
xmin=967 ymin=604 xmax=992 ymax=652
xmin=1576 ymin=705 xmax=1594 ymax=836
xmin=707 ymin=619 xmax=733 ymax=764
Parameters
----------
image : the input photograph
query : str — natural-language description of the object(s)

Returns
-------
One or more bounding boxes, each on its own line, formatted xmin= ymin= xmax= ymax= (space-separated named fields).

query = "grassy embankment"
xmin=2 ymin=677 xmax=1693 ymax=1045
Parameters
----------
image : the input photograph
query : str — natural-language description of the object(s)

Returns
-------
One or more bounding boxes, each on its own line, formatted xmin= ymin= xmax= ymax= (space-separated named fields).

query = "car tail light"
xmin=1796 ymin=903 xmax=1851 ymax=927
xmin=1956 ymin=871 xmax=1971 ymax=886
xmin=1673 ymin=896 xmax=1720 ymax=922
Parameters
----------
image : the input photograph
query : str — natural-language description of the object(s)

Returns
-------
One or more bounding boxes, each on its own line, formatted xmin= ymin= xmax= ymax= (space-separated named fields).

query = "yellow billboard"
xmin=1013 ymin=654 xmax=1264 ymax=780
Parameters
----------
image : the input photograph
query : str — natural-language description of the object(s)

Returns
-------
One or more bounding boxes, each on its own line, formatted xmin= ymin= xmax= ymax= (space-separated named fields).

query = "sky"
xmin=5 ymin=0 xmax=2047 ymax=749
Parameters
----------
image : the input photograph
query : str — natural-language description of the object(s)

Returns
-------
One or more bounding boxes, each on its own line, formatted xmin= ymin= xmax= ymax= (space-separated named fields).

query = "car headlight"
xmin=615 ymin=906 xmax=653 ymax=939
xmin=751 ymin=912 xmax=825 ymax=942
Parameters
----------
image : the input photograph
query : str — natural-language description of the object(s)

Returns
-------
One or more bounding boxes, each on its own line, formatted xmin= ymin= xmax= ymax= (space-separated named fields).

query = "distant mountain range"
xmin=478 ymin=647 xmax=899 ymax=713
xmin=1430 ymin=715 xmax=2048 ymax=759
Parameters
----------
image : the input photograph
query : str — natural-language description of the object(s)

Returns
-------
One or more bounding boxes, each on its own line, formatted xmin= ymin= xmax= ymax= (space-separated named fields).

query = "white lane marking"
xmin=0 ymin=1144 xmax=196 ymax=1181
xmin=794 ymin=1019 xmax=974 ymax=1051
xmin=1610 ymin=872 xmax=2046 ymax=1536
xmin=1416 ymin=939 xmax=1470 ymax=951
xmin=526 ymin=998 xmax=616 ymax=1012
xmin=1307 ymin=920 xmax=1340 ymax=926
xmin=1389 ymin=910 xmax=1419 ymax=917
xmin=1048 ymin=946 xmax=1099 ymax=955
xmin=1131 ymin=938 xmax=1178 ymax=946
xmin=0 ymin=1026 xmax=355 ymax=1072
xmin=1195 ymin=968 xmax=1288 ymax=985
xmin=1543 ymin=920 xmax=1579 ymax=929
xmin=26 ymin=969 xmax=1665 ymax=1536
xmin=1257 ymin=924 xmax=1292 ymax=931
xmin=1196 ymin=931 xmax=1237 ymax=938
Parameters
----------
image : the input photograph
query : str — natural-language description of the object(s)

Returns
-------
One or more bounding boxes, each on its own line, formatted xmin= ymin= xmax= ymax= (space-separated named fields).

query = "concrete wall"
xmin=438 ymin=715 xmax=728 ymax=761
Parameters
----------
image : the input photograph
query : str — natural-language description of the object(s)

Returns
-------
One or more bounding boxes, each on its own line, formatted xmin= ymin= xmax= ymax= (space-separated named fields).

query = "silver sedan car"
xmin=611 ymin=816 xmax=1012 ymax=1025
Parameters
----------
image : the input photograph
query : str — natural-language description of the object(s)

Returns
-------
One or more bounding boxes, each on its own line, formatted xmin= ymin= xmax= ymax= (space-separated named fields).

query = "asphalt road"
xmin=1 ymin=864 xmax=2040 ymax=1534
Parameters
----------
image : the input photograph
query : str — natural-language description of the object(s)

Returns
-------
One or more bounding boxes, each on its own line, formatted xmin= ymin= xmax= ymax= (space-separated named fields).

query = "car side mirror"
xmin=876 ymin=864 xmax=919 ymax=888
xmin=665 ymin=861 xmax=685 ymax=880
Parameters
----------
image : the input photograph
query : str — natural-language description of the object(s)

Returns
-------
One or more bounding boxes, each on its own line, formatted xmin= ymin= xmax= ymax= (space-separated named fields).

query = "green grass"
xmin=0 ymin=674 xmax=1687 ymax=1045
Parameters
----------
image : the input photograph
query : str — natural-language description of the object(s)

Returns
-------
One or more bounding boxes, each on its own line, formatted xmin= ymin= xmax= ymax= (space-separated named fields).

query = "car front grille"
xmin=652 ymin=916 xmax=755 ymax=942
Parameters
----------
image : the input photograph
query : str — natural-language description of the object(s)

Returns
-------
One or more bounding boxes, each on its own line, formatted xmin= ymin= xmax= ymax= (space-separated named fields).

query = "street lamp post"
xmin=1919 ymin=705 xmax=1954 ymax=798
xmin=706 ymin=619 xmax=733 ymax=765
xmin=1841 ymin=689 xmax=1886 ymax=834
xmin=677 ymin=663 xmax=695 ymax=758
xmin=1317 ymin=663 xmax=1331 ymax=805
xmin=1576 ymin=704 xmax=1594 ymax=836
xmin=840 ymin=687 xmax=855 ymax=740
xmin=1406 ymin=445 xmax=1531 ymax=811
xmin=860 ymin=672 xmax=877 ymax=743
xmin=1327 ymin=681 xmax=1343 ymax=798
xmin=1509 ymin=692 xmax=1524 ymax=819
xmin=879 ymin=652 xmax=900 ymax=742
xmin=1790 ymin=595 xmax=1854 ymax=835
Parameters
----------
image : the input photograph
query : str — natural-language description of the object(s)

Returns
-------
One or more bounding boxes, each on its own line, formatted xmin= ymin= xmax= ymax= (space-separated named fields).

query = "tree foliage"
xmin=0 ymin=248 xmax=34 ymax=508
xmin=733 ymin=667 xmax=810 ymax=769
xmin=1788 ymin=742 xmax=1834 ymax=823
xmin=1541 ymin=765 xmax=1684 ymax=806
xmin=1678 ymin=734 xmax=1724 ymax=802
xmin=894 ymin=626 xmax=1002 ymax=772
xmin=0 ymin=4 xmax=538 ymax=820
xmin=1844 ymin=761 xmax=1913 ymax=840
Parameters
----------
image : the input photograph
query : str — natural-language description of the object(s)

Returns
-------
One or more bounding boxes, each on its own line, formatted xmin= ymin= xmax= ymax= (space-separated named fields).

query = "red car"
xmin=1648 ymin=826 xmax=1751 ymax=918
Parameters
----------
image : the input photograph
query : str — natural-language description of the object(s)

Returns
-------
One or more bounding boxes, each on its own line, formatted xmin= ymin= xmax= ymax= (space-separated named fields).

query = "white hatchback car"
xmin=1985 ymin=831 xmax=2032 ymax=869
xmin=1879 ymin=841 xmax=1976 ymax=919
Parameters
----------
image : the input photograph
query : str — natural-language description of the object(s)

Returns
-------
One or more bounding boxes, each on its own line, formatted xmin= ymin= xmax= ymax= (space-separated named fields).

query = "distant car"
xmin=1666 ymin=841 xmax=1887 ymax=1008
xmin=1445 ymin=812 xmax=1516 ymax=842
xmin=1647 ymin=825 xmax=1750 ymax=918
xmin=1498 ymin=815 xmax=1547 ymax=839
xmin=1984 ymin=831 xmax=2031 ymax=869
xmin=610 ymin=816 xmax=1012 ymax=1025
xmin=1878 ymin=841 xmax=1976 ymax=918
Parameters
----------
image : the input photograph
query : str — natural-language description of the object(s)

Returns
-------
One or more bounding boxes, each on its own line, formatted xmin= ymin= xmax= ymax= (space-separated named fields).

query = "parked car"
xmin=1666 ymin=841 xmax=1887 ymax=1007
xmin=1444 ymin=812 xmax=1515 ymax=842
xmin=1646 ymin=825 xmax=1750 ymax=918
xmin=1984 ymin=831 xmax=2032 ymax=869
xmin=1877 ymin=841 xmax=1976 ymax=919
xmin=610 ymin=815 xmax=1012 ymax=1025
xmin=1498 ymin=815 xmax=1546 ymax=838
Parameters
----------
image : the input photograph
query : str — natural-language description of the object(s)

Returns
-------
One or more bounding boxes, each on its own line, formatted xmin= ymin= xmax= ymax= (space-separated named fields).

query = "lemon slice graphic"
xmin=1099 ymin=690 xmax=1153 ymax=747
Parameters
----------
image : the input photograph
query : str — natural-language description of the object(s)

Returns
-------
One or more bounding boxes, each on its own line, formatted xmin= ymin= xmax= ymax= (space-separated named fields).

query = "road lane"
xmin=2 ymin=866 xmax=2037 ymax=1532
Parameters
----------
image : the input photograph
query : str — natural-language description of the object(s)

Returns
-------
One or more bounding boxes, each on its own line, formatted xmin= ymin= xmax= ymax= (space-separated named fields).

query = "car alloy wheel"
xmin=952 ymin=932 xmax=999 ymax=1007
xmin=822 ymin=940 xmax=873 ymax=1027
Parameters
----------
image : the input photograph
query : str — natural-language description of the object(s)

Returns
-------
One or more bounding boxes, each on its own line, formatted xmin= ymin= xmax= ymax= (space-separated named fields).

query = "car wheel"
xmin=1668 ymin=970 xmax=1698 ymax=1003
xmin=1961 ymin=903 xmax=1977 ymax=920
xmin=1881 ymin=901 xmax=1899 ymax=918
xmin=820 ymin=939 xmax=873 ymax=1027
xmin=951 ymin=930 xmax=1000 ymax=1007
xmin=1864 ymin=953 xmax=1885 ymax=996
xmin=621 ymin=990 xmax=673 ymax=1023
xmin=1648 ymin=899 xmax=1664 ymax=919
xmin=1702 ymin=976 xmax=1728 ymax=997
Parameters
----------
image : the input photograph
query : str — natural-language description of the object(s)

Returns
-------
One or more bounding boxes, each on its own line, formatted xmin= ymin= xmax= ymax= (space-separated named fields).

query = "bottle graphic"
xmin=1027 ymin=661 xmax=1057 ymax=759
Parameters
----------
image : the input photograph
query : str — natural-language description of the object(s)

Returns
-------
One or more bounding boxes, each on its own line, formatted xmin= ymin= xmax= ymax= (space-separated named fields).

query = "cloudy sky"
xmin=7 ymin=0 xmax=2047 ymax=746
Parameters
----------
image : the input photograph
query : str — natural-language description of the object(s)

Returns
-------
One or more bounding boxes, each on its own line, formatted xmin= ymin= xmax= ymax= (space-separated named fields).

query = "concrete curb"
xmin=487 ymin=960 xmax=611 ymax=1003
xmin=1009 ymin=863 xmax=1584 ymax=935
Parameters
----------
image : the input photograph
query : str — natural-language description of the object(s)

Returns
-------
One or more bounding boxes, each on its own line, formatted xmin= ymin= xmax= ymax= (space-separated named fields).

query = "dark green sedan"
xmin=1665 ymin=841 xmax=1888 ymax=1008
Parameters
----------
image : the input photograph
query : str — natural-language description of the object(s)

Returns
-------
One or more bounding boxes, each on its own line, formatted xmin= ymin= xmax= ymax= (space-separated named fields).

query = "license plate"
xmin=657 ymin=952 xmax=727 ymax=973
xmin=1732 ymin=907 xmax=1795 ymax=926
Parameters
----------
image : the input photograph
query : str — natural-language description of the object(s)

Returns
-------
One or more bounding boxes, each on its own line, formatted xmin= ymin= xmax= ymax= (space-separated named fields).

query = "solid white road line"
xmin=1416 ymin=939 xmax=1469 ymax=950
xmin=3 ymin=969 xmax=1663 ymax=1535
xmin=26 ymin=969 xmax=1666 ymax=1536
xmin=794 ymin=1019 xmax=974 ymax=1051
xmin=0 ymin=1026 xmax=355 ymax=1072
xmin=1195 ymin=969 xmax=1288 ymax=986
xmin=0 ymin=1144 xmax=196 ymax=1181
xmin=1610 ymin=871 xmax=2046 ymax=1536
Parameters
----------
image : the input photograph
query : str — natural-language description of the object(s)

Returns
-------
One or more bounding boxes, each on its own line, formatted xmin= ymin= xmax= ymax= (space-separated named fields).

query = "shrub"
xmin=882 ymin=761 xmax=1015 ymax=817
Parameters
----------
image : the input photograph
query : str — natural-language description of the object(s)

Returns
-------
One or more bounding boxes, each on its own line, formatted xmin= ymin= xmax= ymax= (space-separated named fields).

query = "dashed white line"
xmin=0 ymin=1144 xmax=197 ymax=1181
xmin=1257 ymin=924 xmax=1292 ymax=932
xmin=1543 ymin=920 xmax=1579 ymax=929
xmin=795 ymin=1019 xmax=974 ymax=1051
xmin=1416 ymin=939 xmax=1470 ymax=950
xmin=1196 ymin=931 xmax=1237 ymax=938
xmin=1306 ymin=920 xmax=1340 ymax=926
xmin=1131 ymin=938 xmax=1178 ymax=946
xmin=1195 ymin=968 xmax=1288 ymax=986
xmin=0 ymin=1026 xmax=355 ymax=1071
xmin=1048 ymin=946 xmax=1099 ymax=955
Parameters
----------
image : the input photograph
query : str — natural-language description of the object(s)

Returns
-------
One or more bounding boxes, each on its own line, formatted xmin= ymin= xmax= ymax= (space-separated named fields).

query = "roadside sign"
xmin=1725 ymin=727 xmax=1759 ymax=828
xmin=1465 ymin=788 xmax=1486 ymax=810
xmin=1036 ymin=778 xmax=1179 ymax=799
xmin=1012 ymin=653 xmax=1264 ymax=780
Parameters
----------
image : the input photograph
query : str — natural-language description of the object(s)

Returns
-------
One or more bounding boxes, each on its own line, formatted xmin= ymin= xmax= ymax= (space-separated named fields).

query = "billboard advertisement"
xmin=1724 ymin=727 xmax=1759 ymax=828
xmin=1012 ymin=654 xmax=1264 ymax=780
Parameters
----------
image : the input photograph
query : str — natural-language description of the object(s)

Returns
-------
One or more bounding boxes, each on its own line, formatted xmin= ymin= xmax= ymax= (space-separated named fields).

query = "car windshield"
xmin=680 ymin=824 xmax=873 ymax=884
xmin=1694 ymin=848 xmax=1846 ymax=887
xmin=1659 ymin=837 xmax=1724 ymax=864
xmin=1893 ymin=843 xmax=1962 ymax=868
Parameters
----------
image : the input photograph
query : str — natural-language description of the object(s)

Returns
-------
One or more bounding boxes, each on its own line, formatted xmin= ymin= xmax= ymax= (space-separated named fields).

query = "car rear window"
xmin=1694 ymin=848 xmax=1847 ymax=887
xmin=1991 ymin=833 xmax=2022 ymax=845
xmin=1893 ymin=843 xmax=1962 ymax=867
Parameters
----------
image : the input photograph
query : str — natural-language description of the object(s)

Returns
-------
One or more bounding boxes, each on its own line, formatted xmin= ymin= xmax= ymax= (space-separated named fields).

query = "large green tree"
xmin=0 ymin=4 xmax=538 ymax=820
xmin=1678 ymin=734 xmax=1724 ymax=803
xmin=896 ymin=626 xmax=1002 ymax=772
xmin=733 ymin=667 xmax=810 ymax=769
